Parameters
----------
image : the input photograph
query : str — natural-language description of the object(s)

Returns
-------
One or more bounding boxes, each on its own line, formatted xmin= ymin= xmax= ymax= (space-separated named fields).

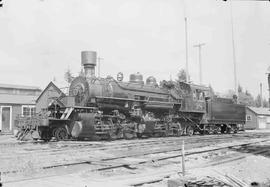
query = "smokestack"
xmin=81 ymin=51 xmax=97 ymax=78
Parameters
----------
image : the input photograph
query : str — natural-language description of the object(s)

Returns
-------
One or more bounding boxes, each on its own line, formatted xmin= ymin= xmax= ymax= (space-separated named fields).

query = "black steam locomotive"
xmin=16 ymin=51 xmax=246 ymax=141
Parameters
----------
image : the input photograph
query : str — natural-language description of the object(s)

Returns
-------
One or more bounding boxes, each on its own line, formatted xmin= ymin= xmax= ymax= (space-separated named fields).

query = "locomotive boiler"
xmin=15 ymin=51 xmax=246 ymax=141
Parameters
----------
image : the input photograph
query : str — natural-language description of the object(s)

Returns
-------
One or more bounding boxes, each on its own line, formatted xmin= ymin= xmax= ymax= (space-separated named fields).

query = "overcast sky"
xmin=0 ymin=0 xmax=270 ymax=98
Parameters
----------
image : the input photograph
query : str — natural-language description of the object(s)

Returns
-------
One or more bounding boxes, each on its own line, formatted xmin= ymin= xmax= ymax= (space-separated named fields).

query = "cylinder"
xmin=81 ymin=51 xmax=97 ymax=77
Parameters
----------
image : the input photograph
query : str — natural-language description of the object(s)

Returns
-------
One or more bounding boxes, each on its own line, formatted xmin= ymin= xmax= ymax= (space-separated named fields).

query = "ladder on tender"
xmin=60 ymin=107 xmax=74 ymax=119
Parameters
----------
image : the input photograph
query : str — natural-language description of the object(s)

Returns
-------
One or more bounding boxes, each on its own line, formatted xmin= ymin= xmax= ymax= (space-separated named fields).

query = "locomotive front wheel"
xmin=136 ymin=133 xmax=143 ymax=138
xmin=55 ymin=127 xmax=68 ymax=141
xmin=51 ymin=128 xmax=58 ymax=138
xmin=108 ymin=130 xmax=118 ymax=141
xmin=233 ymin=127 xmax=239 ymax=134
xmin=123 ymin=130 xmax=134 ymax=140
xmin=186 ymin=126 xmax=194 ymax=136
xmin=177 ymin=129 xmax=184 ymax=137
xmin=226 ymin=128 xmax=232 ymax=134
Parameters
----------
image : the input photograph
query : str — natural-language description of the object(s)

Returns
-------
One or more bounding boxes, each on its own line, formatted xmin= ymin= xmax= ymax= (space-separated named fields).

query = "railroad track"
xmin=0 ymin=132 xmax=268 ymax=169
xmin=0 ymin=132 xmax=265 ymax=169
xmin=129 ymin=141 xmax=270 ymax=186
xmin=0 ymin=132 xmax=266 ymax=157
xmin=2 ymin=136 xmax=270 ymax=184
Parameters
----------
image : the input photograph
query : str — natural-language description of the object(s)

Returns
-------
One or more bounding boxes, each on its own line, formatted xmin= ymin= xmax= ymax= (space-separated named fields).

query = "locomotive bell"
xmin=81 ymin=51 xmax=97 ymax=78
xmin=146 ymin=76 xmax=157 ymax=86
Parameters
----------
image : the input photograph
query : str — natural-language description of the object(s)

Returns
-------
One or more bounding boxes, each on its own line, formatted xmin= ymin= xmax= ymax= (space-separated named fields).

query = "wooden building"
xmin=0 ymin=84 xmax=41 ymax=134
xmin=245 ymin=107 xmax=270 ymax=130
xmin=35 ymin=82 xmax=66 ymax=113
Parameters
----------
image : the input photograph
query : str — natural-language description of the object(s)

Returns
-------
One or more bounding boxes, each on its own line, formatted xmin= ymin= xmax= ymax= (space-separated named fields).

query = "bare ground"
xmin=1 ymin=131 xmax=270 ymax=187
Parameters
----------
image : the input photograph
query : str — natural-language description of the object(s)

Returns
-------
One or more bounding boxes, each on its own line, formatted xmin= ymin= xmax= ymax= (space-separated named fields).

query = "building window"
xmin=246 ymin=115 xmax=252 ymax=121
xmin=22 ymin=105 xmax=36 ymax=117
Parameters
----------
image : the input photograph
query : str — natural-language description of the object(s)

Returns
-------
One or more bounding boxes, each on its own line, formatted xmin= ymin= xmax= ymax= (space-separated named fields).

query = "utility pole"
xmin=97 ymin=57 xmax=104 ymax=77
xmin=184 ymin=17 xmax=190 ymax=83
xmin=260 ymin=83 xmax=263 ymax=107
xmin=193 ymin=43 xmax=205 ymax=85
xmin=267 ymin=66 xmax=270 ymax=110
xmin=230 ymin=0 xmax=238 ymax=97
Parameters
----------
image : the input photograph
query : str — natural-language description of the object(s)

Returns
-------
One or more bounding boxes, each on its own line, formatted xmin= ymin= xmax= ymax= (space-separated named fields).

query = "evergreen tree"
xmin=177 ymin=69 xmax=187 ymax=83
xmin=64 ymin=69 xmax=74 ymax=84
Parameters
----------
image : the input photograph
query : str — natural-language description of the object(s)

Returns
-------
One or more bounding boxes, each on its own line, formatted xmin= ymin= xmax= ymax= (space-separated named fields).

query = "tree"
xmin=224 ymin=88 xmax=255 ymax=106
xmin=263 ymin=98 xmax=269 ymax=108
xmin=238 ymin=84 xmax=243 ymax=93
xmin=79 ymin=69 xmax=84 ymax=77
xmin=177 ymin=69 xmax=187 ymax=83
xmin=238 ymin=90 xmax=255 ymax=106
xmin=255 ymin=94 xmax=262 ymax=107
xmin=245 ymin=90 xmax=251 ymax=96
xmin=64 ymin=69 xmax=74 ymax=84
xmin=224 ymin=89 xmax=235 ymax=98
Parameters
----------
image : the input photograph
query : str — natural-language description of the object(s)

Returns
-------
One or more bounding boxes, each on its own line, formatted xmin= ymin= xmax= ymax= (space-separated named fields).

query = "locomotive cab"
xmin=179 ymin=82 xmax=210 ymax=113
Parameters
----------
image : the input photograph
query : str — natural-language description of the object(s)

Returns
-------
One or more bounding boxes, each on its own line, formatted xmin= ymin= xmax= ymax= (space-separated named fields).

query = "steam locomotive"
xmin=16 ymin=51 xmax=246 ymax=141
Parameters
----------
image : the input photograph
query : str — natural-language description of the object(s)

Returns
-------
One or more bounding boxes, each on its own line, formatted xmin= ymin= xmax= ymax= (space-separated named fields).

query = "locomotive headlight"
xmin=73 ymin=84 xmax=85 ymax=96
xmin=72 ymin=83 xmax=86 ymax=105
xmin=117 ymin=72 xmax=124 ymax=81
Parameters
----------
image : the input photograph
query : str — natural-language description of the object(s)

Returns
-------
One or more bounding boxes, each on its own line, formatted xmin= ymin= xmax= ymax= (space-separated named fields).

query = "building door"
xmin=258 ymin=117 xmax=266 ymax=129
xmin=0 ymin=106 xmax=12 ymax=132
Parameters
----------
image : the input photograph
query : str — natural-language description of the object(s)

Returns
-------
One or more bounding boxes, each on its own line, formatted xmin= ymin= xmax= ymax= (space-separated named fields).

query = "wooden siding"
xmin=36 ymin=85 xmax=63 ymax=113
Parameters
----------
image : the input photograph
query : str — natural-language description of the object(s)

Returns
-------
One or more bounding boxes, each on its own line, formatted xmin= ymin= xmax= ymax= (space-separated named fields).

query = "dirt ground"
xmin=1 ymin=131 xmax=270 ymax=187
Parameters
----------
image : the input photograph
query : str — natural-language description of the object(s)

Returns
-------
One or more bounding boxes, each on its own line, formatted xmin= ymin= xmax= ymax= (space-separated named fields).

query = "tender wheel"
xmin=208 ymin=126 xmax=215 ymax=134
xmin=213 ymin=126 xmax=221 ymax=134
xmin=226 ymin=127 xmax=232 ymax=134
xmin=233 ymin=127 xmax=239 ymax=134
xmin=186 ymin=126 xmax=194 ymax=136
xmin=55 ymin=127 xmax=68 ymax=141
xmin=231 ymin=125 xmax=238 ymax=134
xmin=221 ymin=125 xmax=227 ymax=134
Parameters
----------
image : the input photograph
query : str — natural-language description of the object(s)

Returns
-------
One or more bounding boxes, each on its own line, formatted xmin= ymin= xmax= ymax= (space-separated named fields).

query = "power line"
xmin=222 ymin=0 xmax=270 ymax=1
xmin=184 ymin=17 xmax=189 ymax=83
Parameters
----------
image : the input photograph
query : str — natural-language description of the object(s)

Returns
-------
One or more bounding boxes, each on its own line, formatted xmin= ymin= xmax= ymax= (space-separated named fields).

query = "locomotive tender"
xmin=16 ymin=51 xmax=246 ymax=141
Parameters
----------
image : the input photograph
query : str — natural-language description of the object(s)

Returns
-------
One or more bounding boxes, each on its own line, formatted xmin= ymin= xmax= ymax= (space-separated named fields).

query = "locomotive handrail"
xmin=60 ymin=106 xmax=98 ymax=110
xmin=95 ymin=96 xmax=181 ymax=105
xmin=113 ymin=79 xmax=170 ymax=95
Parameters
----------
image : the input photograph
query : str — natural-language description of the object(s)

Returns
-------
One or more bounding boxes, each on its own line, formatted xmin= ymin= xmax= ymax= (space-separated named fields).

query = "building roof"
xmin=36 ymin=81 xmax=65 ymax=103
xmin=0 ymin=83 xmax=41 ymax=90
xmin=247 ymin=107 xmax=270 ymax=116
xmin=0 ymin=94 xmax=37 ymax=105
